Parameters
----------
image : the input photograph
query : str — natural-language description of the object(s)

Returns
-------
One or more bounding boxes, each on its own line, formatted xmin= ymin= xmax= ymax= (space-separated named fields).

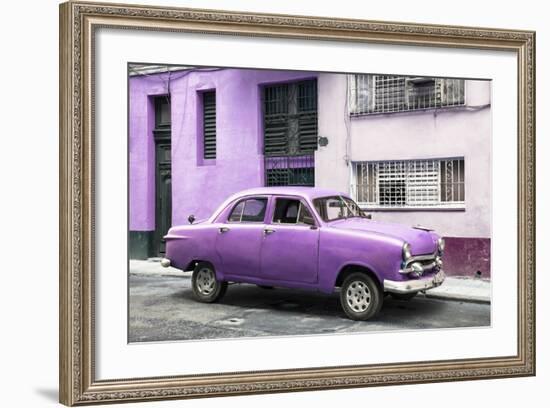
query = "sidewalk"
xmin=129 ymin=259 xmax=187 ymax=277
xmin=129 ymin=259 xmax=491 ymax=304
xmin=425 ymin=276 xmax=491 ymax=303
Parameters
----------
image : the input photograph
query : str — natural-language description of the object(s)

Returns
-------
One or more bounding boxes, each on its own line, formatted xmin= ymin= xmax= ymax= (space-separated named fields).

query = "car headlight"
xmin=402 ymin=242 xmax=412 ymax=261
xmin=437 ymin=237 xmax=445 ymax=254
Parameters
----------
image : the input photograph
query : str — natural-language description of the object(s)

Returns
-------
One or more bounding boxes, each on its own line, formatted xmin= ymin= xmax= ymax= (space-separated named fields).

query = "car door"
xmin=215 ymin=196 xmax=268 ymax=278
xmin=260 ymin=197 xmax=319 ymax=283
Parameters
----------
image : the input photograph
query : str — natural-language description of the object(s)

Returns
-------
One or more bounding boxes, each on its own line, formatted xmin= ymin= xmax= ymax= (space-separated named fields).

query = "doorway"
xmin=152 ymin=96 xmax=172 ymax=256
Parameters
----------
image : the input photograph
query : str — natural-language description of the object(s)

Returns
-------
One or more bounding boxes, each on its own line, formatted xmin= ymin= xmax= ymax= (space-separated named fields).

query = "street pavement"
xmin=129 ymin=262 xmax=491 ymax=343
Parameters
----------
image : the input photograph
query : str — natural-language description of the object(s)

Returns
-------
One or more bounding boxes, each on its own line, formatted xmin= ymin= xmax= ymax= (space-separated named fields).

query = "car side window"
xmin=228 ymin=198 xmax=267 ymax=223
xmin=273 ymin=198 xmax=315 ymax=226
xmin=228 ymin=201 xmax=245 ymax=222
xmin=297 ymin=203 xmax=315 ymax=226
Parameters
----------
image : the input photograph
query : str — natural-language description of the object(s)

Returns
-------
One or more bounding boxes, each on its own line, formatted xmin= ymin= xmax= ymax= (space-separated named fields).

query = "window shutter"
xmin=263 ymin=84 xmax=288 ymax=156
xmin=297 ymin=80 xmax=318 ymax=152
xmin=203 ymin=91 xmax=216 ymax=159
xmin=264 ymin=118 xmax=289 ymax=156
xmin=263 ymin=80 xmax=318 ymax=156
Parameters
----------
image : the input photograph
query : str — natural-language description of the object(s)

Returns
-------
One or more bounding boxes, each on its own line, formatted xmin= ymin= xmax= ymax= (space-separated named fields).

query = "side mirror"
xmin=360 ymin=210 xmax=372 ymax=219
xmin=188 ymin=214 xmax=195 ymax=224
xmin=302 ymin=215 xmax=316 ymax=226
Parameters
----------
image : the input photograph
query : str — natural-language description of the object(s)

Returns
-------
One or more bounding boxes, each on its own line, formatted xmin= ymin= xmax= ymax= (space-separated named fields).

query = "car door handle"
xmin=219 ymin=227 xmax=230 ymax=234
xmin=264 ymin=228 xmax=275 ymax=235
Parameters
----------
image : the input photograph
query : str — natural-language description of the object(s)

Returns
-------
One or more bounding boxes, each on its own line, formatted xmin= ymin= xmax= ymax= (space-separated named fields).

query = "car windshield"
xmin=313 ymin=196 xmax=367 ymax=222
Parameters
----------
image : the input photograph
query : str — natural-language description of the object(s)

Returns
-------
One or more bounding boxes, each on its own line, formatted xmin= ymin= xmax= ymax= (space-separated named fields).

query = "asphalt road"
xmin=129 ymin=274 xmax=490 ymax=343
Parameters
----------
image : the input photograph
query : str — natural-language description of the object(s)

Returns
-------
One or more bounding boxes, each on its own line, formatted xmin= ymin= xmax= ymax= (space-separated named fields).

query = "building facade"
xmin=129 ymin=67 xmax=491 ymax=278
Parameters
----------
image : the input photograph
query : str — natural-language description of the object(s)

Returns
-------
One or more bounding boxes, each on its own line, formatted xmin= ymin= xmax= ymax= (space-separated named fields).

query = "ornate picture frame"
xmin=59 ymin=1 xmax=535 ymax=405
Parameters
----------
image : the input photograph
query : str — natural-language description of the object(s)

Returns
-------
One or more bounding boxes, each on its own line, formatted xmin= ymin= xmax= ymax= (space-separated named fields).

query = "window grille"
xmin=202 ymin=91 xmax=216 ymax=159
xmin=263 ymin=79 xmax=317 ymax=187
xmin=265 ymin=155 xmax=314 ymax=187
xmin=349 ymin=75 xmax=465 ymax=115
xmin=352 ymin=158 xmax=465 ymax=208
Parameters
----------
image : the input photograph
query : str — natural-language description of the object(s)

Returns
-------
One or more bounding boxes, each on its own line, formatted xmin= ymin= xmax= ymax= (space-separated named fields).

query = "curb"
xmin=130 ymin=270 xmax=190 ymax=278
xmin=424 ymin=292 xmax=491 ymax=304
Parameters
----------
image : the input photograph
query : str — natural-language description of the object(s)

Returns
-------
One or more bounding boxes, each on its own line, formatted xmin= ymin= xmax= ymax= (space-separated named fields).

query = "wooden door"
xmin=153 ymin=96 xmax=172 ymax=256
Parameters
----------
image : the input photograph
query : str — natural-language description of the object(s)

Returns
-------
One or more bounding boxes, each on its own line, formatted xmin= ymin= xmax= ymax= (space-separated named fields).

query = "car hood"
xmin=329 ymin=218 xmax=437 ymax=255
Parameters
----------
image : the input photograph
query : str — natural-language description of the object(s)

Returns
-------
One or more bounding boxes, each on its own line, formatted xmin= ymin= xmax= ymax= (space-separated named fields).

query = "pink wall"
xmin=316 ymin=74 xmax=492 ymax=239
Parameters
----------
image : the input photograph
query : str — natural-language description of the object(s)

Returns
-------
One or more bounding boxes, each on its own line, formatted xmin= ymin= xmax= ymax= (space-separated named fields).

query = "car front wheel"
xmin=191 ymin=262 xmax=227 ymax=303
xmin=340 ymin=273 xmax=382 ymax=320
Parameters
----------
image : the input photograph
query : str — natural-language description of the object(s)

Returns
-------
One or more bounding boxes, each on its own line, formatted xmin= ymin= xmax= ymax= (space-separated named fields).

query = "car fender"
xmin=317 ymin=227 xmax=403 ymax=293
xmin=165 ymin=225 xmax=223 ymax=274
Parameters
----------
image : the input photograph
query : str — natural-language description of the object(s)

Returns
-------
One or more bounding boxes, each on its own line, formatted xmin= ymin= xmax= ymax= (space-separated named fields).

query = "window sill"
xmin=360 ymin=205 xmax=466 ymax=212
xmin=349 ymin=104 xmax=467 ymax=118
xmin=197 ymin=158 xmax=217 ymax=167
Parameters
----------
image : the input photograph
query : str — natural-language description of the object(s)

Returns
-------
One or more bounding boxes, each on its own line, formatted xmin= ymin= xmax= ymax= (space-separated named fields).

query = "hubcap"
xmin=196 ymin=268 xmax=216 ymax=295
xmin=345 ymin=281 xmax=371 ymax=313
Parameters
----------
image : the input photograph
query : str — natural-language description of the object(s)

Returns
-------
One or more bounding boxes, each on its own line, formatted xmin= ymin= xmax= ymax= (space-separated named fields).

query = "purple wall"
xmin=129 ymin=68 xmax=317 ymax=231
xmin=443 ymin=237 xmax=491 ymax=278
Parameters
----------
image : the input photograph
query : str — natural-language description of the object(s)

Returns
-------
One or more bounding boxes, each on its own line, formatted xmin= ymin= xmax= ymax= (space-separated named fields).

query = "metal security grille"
xmin=265 ymin=155 xmax=315 ymax=187
xmin=352 ymin=158 xmax=465 ymax=208
xmin=349 ymin=75 xmax=465 ymax=115
xmin=374 ymin=76 xmax=407 ymax=113
xmin=263 ymin=79 xmax=317 ymax=186
xmin=203 ymin=91 xmax=216 ymax=159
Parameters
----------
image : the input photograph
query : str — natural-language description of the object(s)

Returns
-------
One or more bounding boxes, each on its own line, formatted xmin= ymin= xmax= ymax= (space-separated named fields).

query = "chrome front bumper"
xmin=384 ymin=270 xmax=446 ymax=294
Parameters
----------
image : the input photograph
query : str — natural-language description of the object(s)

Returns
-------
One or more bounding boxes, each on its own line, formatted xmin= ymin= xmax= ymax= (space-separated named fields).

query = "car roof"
xmin=231 ymin=186 xmax=349 ymax=201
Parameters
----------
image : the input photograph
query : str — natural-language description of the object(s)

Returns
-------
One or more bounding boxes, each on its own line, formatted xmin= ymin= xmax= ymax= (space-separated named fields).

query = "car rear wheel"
xmin=340 ymin=273 xmax=382 ymax=321
xmin=191 ymin=262 xmax=227 ymax=303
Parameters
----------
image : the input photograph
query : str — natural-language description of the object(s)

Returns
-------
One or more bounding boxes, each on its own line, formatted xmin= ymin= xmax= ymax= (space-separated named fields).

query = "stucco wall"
xmin=129 ymin=68 xmax=318 ymax=231
xmin=316 ymin=74 xmax=492 ymax=239
xmin=129 ymin=77 xmax=162 ymax=231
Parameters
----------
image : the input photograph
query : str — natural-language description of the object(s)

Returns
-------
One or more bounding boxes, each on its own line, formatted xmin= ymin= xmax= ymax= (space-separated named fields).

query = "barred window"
xmin=265 ymin=155 xmax=315 ymax=187
xmin=349 ymin=75 xmax=465 ymax=115
xmin=352 ymin=158 xmax=465 ymax=208
xmin=263 ymin=79 xmax=317 ymax=187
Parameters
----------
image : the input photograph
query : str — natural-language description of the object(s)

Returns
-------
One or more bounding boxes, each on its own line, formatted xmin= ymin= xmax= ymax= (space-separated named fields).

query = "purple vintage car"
xmin=161 ymin=187 xmax=445 ymax=320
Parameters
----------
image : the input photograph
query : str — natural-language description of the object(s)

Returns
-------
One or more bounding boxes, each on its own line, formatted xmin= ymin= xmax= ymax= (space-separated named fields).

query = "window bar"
xmin=446 ymin=160 xmax=453 ymax=202
xmin=354 ymin=158 xmax=464 ymax=208
xmin=350 ymin=75 xmax=465 ymax=114
xmin=437 ymin=160 xmax=443 ymax=204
